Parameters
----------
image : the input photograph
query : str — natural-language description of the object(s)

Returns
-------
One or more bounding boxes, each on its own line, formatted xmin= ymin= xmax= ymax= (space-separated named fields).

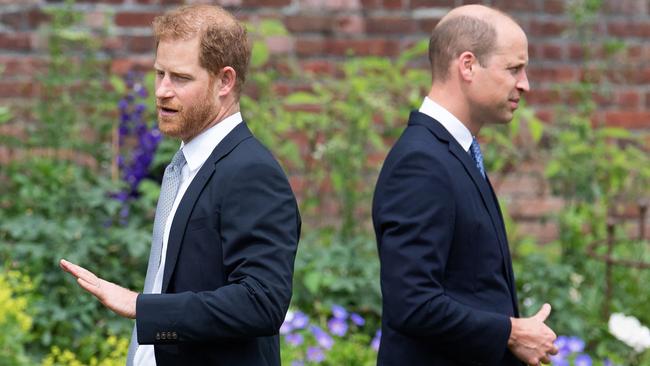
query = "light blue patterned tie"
xmin=469 ymin=137 xmax=486 ymax=179
xmin=126 ymin=149 xmax=186 ymax=366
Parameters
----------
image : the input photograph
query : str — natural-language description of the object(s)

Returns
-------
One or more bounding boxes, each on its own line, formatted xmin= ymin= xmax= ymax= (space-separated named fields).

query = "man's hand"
xmin=508 ymin=303 xmax=558 ymax=365
xmin=60 ymin=259 xmax=137 ymax=319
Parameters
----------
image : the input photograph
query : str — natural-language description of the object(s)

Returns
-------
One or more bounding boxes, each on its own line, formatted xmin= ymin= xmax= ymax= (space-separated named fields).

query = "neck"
xmin=427 ymin=85 xmax=481 ymax=136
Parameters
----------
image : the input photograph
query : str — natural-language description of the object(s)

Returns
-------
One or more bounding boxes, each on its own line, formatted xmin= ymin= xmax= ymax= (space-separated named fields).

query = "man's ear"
xmin=217 ymin=66 xmax=237 ymax=97
xmin=457 ymin=51 xmax=476 ymax=81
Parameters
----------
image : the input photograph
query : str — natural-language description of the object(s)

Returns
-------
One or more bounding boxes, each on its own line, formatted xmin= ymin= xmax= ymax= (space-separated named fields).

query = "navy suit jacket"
xmin=135 ymin=123 xmax=301 ymax=366
xmin=372 ymin=112 xmax=523 ymax=366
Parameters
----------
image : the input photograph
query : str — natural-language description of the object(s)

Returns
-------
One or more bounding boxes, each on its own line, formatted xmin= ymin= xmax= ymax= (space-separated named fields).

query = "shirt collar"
xmin=179 ymin=112 xmax=243 ymax=172
xmin=419 ymin=97 xmax=473 ymax=152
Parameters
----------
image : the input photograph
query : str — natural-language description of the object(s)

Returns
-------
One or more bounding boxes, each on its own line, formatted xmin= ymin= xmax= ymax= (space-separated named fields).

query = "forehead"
xmin=492 ymin=25 xmax=529 ymax=64
xmin=154 ymin=37 xmax=203 ymax=73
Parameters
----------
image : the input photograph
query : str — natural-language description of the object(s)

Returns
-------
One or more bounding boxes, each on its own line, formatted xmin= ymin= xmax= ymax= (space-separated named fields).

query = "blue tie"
xmin=469 ymin=137 xmax=486 ymax=179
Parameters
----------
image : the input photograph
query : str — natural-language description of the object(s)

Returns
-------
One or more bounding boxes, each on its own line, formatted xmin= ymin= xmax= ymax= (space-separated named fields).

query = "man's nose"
xmin=155 ymin=76 xmax=174 ymax=99
xmin=517 ymin=71 xmax=530 ymax=93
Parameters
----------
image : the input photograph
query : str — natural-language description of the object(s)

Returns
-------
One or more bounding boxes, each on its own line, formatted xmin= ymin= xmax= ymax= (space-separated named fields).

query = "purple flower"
xmin=567 ymin=336 xmax=585 ymax=353
xmin=279 ymin=321 xmax=293 ymax=335
xmin=350 ymin=312 xmax=365 ymax=326
xmin=291 ymin=311 xmax=309 ymax=329
xmin=327 ymin=317 xmax=348 ymax=336
xmin=285 ymin=333 xmax=303 ymax=346
xmin=306 ymin=347 xmax=325 ymax=363
xmin=310 ymin=326 xmax=334 ymax=349
xmin=331 ymin=304 xmax=348 ymax=320
xmin=291 ymin=361 xmax=304 ymax=366
xmin=575 ymin=354 xmax=592 ymax=366
xmin=371 ymin=330 xmax=381 ymax=351
xmin=554 ymin=335 xmax=569 ymax=352
xmin=552 ymin=359 xmax=570 ymax=366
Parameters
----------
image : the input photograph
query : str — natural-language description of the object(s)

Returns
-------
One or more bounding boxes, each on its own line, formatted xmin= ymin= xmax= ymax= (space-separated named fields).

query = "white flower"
xmin=608 ymin=313 xmax=650 ymax=353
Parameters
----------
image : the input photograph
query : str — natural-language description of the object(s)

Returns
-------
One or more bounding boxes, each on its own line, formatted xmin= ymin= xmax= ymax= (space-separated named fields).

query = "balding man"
xmin=60 ymin=4 xmax=300 ymax=366
xmin=373 ymin=5 xmax=557 ymax=366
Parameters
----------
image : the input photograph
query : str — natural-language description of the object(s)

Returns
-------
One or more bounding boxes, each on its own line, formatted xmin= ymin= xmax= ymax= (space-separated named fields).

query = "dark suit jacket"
xmin=135 ymin=122 xmax=301 ymax=366
xmin=372 ymin=111 xmax=523 ymax=366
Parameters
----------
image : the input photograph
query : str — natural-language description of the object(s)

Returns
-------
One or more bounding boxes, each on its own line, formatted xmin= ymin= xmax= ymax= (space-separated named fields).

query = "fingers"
xmin=533 ymin=303 xmax=551 ymax=322
xmin=60 ymin=259 xmax=100 ymax=287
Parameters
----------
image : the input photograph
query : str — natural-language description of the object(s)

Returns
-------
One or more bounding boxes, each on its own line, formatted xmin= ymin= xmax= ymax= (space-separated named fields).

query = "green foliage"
xmin=0 ymin=1 xmax=151 ymax=362
xmin=0 ymin=159 xmax=150 ymax=358
xmin=30 ymin=0 xmax=117 ymax=159
xmin=293 ymin=233 xmax=381 ymax=316
xmin=42 ymin=334 xmax=128 ymax=366
xmin=0 ymin=268 xmax=34 ymax=365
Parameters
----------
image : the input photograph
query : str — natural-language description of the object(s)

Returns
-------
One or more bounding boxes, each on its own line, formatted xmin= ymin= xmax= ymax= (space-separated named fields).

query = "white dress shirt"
xmin=134 ymin=112 xmax=243 ymax=366
xmin=419 ymin=97 xmax=473 ymax=153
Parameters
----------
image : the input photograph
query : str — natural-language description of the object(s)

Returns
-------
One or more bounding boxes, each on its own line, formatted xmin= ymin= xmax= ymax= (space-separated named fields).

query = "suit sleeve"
xmin=136 ymin=159 xmax=300 ymax=342
xmin=373 ymin=148 xmax=511 ymax=364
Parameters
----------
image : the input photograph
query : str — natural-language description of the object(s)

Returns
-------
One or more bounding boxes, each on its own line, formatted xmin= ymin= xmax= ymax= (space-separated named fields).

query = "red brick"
xmin=0 ymin=32 xmax=31 ymax=51
xmin=525 ymin=88 xmax=560 ymax=105
xmin=78 ymin=0 xmax=123 ymax=3
xmin=360 ymin=0 xmax=381 ymax=8
xmin=418 ymin=18 xmax=441 ymax=33
xmin=410 ymin=0 xmax=453 ymax=8
xmin=0 ymin=56 xmax=46 ymax=76
xmin=605 ymin=111 xmax=650 ymax=129
xmin=528 ymin=19 xmax=567 ymax=37
xmin=295 ymin=37 xmax=326 ymax=57
xmin=508 ymin=197 xmax=564 ymax=219
xmin=534 ymin=108 xmax=554 ymax=123
xmin=335 ymin=15 xmax=365 ymax=34
xmin=493 ymin=173 xmax=545 ymax=197
xmin=528 ymin=66 xmax=577 ymax=83
xmin=603 ymin=0 xmax=648 ymax=15
xmin=543 ymin=0 xmax=564 ymax=14
xmin=382 ymin=0 xmax=404 ymax=9
xmin=266 ymin=35 xmax=294 ymax=54
xmin=541 ymin=43 xmax=563 ymax=59
xmin=242 ymin=0 xmax=290 ymax=6
xmin=115 ymin=12 xmax=158 ymax=27
xmin=617 ymin=90 xmax=641 ymax=109
xmin=325 ymin=38 xmax=399 ymax=57
xmin=568 ymin=43 xmax=585 ymax=60
xmin=517 ymin=221 xmax=558 ymax=244
xmin=125 ymin=35 xmax=155 ymax=53
xmin=285 ymin=15 xmax=332 ymax=33
xmin=299 ymin=59 xmax=337 ymax=75
xmin=608 ymin=22 xmax=650 ymax=38
xmin=110 ymin=58 xmax=153 ymax=75
xmin=0 ymin=81 xmax=35 ymax=98
xmin=493 ymin=0 xmax=539 ymax=12
xmin=367 ymin=16 xmax=417 ymax=34
xmin=646 ymin=91 xmax=650 ymax=108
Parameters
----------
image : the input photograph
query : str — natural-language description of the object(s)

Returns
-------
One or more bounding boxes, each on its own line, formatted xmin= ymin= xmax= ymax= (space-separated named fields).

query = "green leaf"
xmin=109 ymin=75 xmax=126 ymax=95
xmin=529 ymin=118 xmax=544 ymax=143
xmin=250 ymin=41 xmax=269 ymax=68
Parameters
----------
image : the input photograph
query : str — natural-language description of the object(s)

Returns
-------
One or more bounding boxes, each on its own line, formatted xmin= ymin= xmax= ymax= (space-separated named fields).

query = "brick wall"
xmin=1 ymin=0 xmax=649 ymax=242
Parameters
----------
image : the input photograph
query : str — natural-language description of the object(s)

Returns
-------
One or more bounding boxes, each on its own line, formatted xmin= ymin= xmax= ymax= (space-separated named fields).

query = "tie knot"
xmin=169 ymin=149 xmax=186 ymax=171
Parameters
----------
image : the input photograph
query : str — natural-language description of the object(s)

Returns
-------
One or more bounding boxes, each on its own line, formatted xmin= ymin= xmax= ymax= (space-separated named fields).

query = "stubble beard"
xmin=158 ymin=95 xmax=219 ymax=142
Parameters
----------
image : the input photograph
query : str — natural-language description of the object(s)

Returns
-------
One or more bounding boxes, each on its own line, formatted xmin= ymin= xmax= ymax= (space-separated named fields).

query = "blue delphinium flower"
xmin=310 ymin=325 xmax=334 ymax=350
xmin=371 ymin=329 xmax=381 ymax=351
xmin=291 ymin=360 xmax=304 ymax=366
xmin=574 ymin=354 xmax=592 ymax=366
xmin=327 ymin=317 xmax=348 ymax=336
xmin=286 ymin=333 xmax=304 ymax=346
xmin=331 ymin=304 xmax=348 ymax=319
xmin=350 ymin=312 xmax=365 ymax=326
xmin=567 ymin=337 xmax=585 ymax=353
xmin=306 ymin=347 xmax=325 ymax=363
xmin=292 ymin=311 xmax=309 ymax=329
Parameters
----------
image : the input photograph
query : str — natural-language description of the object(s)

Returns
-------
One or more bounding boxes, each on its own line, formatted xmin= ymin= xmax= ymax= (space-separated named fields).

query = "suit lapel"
xmin=161 ymin=122 xmax=253 ymax=292
xmin=409 ymin=112 xmax=516 ymax=296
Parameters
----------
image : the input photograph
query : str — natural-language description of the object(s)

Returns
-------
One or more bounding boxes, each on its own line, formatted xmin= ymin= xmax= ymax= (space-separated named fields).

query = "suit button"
xmin=161 ymin=332 xmax=167 ymax=340
xmin=155 ymin=332 xmax=160 ymax=340
xmin=172 ymin=332 xmax=177 ymax=340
